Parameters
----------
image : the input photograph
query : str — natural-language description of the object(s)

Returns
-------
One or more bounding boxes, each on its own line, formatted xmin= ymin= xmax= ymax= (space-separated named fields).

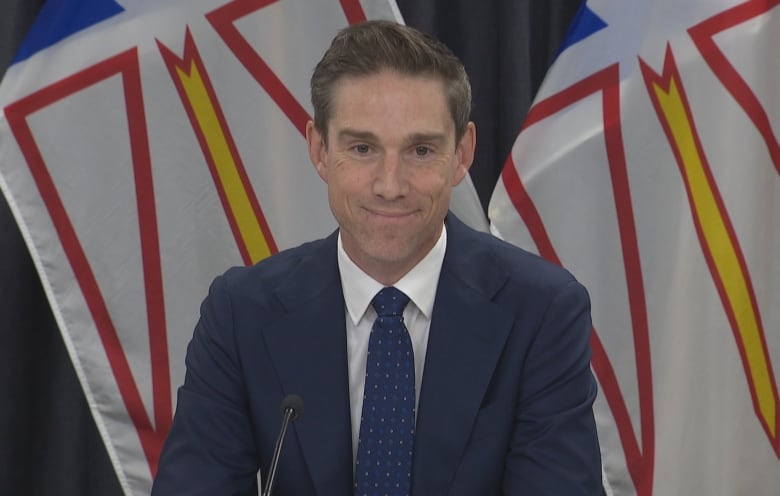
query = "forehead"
xmin=328 ymin=70 xmax=454 ymax=137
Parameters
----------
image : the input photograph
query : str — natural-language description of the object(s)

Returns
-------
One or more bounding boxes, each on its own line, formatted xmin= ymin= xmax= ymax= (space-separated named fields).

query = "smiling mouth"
xmin=365 ymin=208 xmax=415 ymax=219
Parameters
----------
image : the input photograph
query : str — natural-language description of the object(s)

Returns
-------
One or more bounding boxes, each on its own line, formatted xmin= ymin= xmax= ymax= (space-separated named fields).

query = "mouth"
xmin=364 ymin=207 xmax=416 ymax=220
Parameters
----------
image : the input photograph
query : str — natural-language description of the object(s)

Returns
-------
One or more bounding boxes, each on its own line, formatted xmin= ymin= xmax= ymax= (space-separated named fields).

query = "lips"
xmin=364 ymin=207 xmax=416 ymax=219
xmin=372 ymin=210 xmax=411 ymax=217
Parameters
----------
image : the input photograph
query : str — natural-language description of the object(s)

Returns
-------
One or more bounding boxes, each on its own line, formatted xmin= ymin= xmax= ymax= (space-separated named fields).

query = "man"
xmin=153 ymin=20 xmax=601 ymax=495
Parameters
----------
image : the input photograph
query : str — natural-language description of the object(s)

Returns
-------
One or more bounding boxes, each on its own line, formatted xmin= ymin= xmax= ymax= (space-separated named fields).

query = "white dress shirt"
xmin=337 ymin=225 xmax=447 ymax=464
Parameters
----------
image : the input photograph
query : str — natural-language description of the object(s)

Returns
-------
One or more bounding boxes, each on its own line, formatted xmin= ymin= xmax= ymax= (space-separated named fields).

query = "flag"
xmin=489 ymin=0 xmax=779 ymax=494
xmin=0 ymin=0 xmax=486 ymax=493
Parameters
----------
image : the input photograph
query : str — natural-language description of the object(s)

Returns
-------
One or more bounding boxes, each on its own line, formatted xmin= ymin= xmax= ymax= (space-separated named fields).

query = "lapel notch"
xmin=411 ymin=215 xmax=514 ymax=493
xmin=261 ymin=233 xmax=354 ymax=495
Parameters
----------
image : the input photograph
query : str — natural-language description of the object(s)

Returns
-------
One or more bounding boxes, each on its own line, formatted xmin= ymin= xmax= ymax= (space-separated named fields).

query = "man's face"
xmin=306 ymin=69 xmax=475 ymax=284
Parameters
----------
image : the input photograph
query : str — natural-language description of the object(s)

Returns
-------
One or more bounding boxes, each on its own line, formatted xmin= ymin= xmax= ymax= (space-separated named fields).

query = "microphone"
xmin=262 ymin=394 xmax=304 ymax=496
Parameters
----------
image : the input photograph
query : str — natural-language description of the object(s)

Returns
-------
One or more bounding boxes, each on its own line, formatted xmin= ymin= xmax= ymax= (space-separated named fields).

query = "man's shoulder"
xmin=446 ymin=214 xmax=576 ymax=290
xmin=218 ymin=232 xmax=338 ymax=294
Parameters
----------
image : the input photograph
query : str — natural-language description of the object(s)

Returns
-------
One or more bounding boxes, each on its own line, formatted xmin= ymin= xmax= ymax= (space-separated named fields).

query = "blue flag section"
xmin=557 ymin=4 xmax=607 ymax=54
xmin=12 ymin=0 xmax=124 ymax=64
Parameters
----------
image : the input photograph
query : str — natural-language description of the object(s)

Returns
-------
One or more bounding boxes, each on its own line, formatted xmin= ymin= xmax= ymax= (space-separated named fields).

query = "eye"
xmin=414 ymin=146 xmax=432 ymax=157
xmin=352 ymin=144 xmax=371 ymax=154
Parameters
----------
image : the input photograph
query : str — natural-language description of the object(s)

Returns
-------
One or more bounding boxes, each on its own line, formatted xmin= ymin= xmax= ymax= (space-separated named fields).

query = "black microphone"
xmin=262 ymin=394 xmax=304 ymax=496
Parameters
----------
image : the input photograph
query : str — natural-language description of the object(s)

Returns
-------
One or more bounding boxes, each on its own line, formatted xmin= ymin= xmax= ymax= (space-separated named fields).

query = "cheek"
xmin=328 ymin=165 xmax=371 ymax=200
xmin=410 ymin=166 xmax=454 ymax=198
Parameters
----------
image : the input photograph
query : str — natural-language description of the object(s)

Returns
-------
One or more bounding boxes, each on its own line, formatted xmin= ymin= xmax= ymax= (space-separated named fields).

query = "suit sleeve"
xmin=503 ymin=279 xmax=602 ymax=495
xmin=152 ymin=274 xmax=259 ymax=496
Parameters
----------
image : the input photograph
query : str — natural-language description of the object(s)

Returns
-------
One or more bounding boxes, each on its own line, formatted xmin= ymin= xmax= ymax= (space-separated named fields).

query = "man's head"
xmin=306 ymin=21 xmax=476 ymax=285
xmin=310 ymin=20 xmax=472 ymax=145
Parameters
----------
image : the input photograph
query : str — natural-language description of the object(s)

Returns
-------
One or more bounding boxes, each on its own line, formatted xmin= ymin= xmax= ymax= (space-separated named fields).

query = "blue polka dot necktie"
xmin=354 ymin=287 xmax=415 ymax=496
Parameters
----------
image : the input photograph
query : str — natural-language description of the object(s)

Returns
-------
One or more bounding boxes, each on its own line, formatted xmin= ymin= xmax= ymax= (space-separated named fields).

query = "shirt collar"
xmin=338 ymin=225 xmax=447 ymax=325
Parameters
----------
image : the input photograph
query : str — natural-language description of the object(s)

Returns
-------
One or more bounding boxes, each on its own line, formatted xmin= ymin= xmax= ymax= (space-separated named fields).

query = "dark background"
xmin=0 ymin=1 xmax=579 ymax=493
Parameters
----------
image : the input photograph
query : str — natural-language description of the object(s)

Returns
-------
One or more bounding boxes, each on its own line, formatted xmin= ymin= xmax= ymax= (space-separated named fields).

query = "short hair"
xmin=310 ymin=20 xmax=472 ymax=144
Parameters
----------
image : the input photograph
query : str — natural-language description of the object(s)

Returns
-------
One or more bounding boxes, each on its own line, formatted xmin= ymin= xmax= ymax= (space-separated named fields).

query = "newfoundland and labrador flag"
xmin=0 ymin=0 xmax=486 ymax=494
xmin=490 ymin=0 xmax=779 ymax=494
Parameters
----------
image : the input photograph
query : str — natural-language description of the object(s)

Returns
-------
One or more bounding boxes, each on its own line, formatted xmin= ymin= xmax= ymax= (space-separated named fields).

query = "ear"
xmin=306 ymin=120 xmax=328 ymax=183
xmin=452 ymin=121 xmax=476 ymax=186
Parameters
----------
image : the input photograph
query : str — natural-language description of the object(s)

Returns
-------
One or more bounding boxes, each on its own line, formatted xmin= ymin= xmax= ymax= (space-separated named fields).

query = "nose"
xmin=372 ymin=152 xmax=408 ymax=199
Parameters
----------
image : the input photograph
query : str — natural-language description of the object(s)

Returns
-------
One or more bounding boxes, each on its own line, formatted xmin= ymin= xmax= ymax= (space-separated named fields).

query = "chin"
xmin=365 ymin=246 xmax=411 ymax=264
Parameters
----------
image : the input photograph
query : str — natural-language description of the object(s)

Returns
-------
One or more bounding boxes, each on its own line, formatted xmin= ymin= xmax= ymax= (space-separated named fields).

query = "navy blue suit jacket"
xmin=153 ymin=214 xmax=601 ymax=495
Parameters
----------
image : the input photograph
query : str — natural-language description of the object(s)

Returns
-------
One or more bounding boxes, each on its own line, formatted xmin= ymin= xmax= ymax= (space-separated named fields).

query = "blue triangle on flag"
xmin=556 ymin=3 xmax=608 ymax=55
xmin=12 ymin=0 xmax=125 ymax=64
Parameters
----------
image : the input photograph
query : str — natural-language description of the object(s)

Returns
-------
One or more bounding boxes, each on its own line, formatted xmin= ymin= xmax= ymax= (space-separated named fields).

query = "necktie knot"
xmin=372 ymin=287 xmax=409 ymax=318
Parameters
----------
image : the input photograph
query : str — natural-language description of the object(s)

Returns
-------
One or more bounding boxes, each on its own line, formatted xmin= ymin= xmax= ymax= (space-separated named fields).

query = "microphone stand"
xmin=262 ymin=395 xmax=303 ymax=496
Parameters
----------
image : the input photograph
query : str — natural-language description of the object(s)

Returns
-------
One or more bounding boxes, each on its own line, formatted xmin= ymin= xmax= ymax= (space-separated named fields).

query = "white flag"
xmin=0 ymin=0 xmax=484 ymax=494
xmin=489 ymin=0 xmax=779 ymax=494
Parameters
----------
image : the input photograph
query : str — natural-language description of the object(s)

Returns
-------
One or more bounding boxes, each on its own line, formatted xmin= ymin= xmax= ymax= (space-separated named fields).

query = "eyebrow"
xmin=407 ymin=132 xmax=447 ymax=145
xmin=336 ymin=128 xmax=378 ymax=143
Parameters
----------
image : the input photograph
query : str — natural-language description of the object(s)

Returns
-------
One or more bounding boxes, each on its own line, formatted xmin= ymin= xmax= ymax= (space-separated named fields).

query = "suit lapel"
xmin=411 ymin=216 xmax=514 ymax=493
xmin=261 ymin=233 xmax=354 ymax=495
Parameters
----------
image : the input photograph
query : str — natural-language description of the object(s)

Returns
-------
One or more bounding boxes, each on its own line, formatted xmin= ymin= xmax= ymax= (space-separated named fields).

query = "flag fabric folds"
xmin=490 ymin=0 xmax=779 ymax=494
xmin=0 ymin=0 xmax=485 ymax=493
